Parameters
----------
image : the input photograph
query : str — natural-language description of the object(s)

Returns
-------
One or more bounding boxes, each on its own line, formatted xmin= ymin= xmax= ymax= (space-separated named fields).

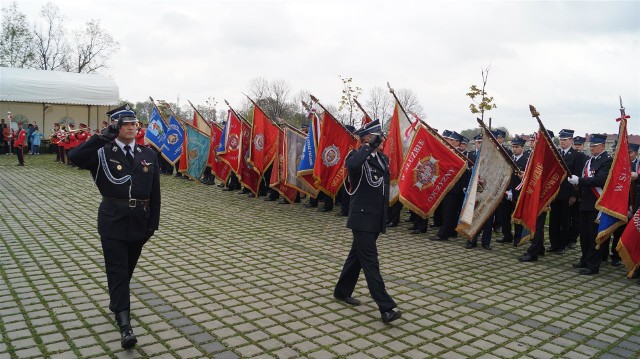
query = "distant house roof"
xmin=0 ymin=67 xmax=119 ymax=106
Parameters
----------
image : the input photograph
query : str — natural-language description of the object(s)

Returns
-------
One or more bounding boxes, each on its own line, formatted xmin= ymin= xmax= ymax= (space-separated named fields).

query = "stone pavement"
xmin=1 ymin=154 xmax=639 ymax=359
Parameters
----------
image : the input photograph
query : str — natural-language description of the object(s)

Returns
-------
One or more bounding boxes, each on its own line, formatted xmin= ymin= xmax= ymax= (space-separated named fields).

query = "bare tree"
xmin=268 ymin=79 xmax=291 ymax=119
xmin=396 ymin=88 xmax=424 ymax=118
xmin=32 ymin=2 xmax=68 ymax=71
xmin=65 ymin=19 xmax=118 ymax=73
xmin=292 ymin=89 xmax=311 ymax=113
xmin=365 ymin=86 xmax=392 ymax=125
xmin=247 ymin=77 xmax=270 ymax=100
xmin=0 ymin=1 xmax=35 ymax=68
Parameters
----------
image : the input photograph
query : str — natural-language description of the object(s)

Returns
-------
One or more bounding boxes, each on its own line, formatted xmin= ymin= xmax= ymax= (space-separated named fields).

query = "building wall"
xmin=0 ymin=101 xmax=115 ymax=135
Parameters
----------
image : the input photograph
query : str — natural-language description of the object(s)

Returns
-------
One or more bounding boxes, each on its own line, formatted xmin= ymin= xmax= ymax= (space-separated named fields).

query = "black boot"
xmin=115 ymin=310 xmax=137 ymax=349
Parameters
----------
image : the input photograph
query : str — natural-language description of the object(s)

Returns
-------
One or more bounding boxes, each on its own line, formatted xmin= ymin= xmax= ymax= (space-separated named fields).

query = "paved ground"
xmin=1 ymin=153 xmax=639 ymax=359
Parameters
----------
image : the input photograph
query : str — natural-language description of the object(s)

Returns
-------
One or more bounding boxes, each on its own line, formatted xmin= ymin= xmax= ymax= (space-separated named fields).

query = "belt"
xmin=102 ymin=197 xmax=150 ymax=208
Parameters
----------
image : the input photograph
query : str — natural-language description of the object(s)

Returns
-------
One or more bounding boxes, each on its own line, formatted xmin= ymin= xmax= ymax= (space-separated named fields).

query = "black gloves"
xmin=100 ymin=118 xmax=122 ymax=141
xmin=368 ymin=134 xmax=383 ymax=149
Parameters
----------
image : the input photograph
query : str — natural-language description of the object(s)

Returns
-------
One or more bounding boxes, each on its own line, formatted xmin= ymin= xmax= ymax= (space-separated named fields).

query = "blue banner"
xmin=185 ymin=126 xmax=211 ymax=180
xmin=145 ymin=108 xmax=167 ymax=151
xmin=161 ymin=115 xmax=184 ymax=164
xmin=297 ymin=121 xmax=317 ymax=175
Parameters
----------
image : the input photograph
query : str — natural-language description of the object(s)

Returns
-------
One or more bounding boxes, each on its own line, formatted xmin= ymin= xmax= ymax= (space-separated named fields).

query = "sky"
xmin=12 ymin=0 xmax=640 ymax=136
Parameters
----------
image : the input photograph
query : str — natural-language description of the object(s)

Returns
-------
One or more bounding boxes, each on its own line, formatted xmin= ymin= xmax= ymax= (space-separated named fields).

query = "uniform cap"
xmin=511 ymin=137 xmax=526 ymax=146
xmin=491 ymin=129 xmax=506 ymax=139
xmin=589 ymin=133 xmax=607 ymax=146
xmin=106 ymin=104 xmax=138 ymax=122
xmin=353 ymin=119 xmax=382 ymax=137
xmin=573 ymin=136 xmax=586 ymax=144
xmin=558 ymin=129 xmax=574 ymax=139
xmin=629 ymin=143 xmax=640 ymax=152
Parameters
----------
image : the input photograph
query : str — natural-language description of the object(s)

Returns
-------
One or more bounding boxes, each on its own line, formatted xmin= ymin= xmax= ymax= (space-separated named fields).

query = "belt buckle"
xmin=128 ymin=199 xmax=136 ymax=208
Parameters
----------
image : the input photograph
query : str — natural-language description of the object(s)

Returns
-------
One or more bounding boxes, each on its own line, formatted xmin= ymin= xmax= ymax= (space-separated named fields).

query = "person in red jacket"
xmin=135 ymin=123 xmax=146 ymax=147
xmin=13 ymin=121 xmax=27 ymax=166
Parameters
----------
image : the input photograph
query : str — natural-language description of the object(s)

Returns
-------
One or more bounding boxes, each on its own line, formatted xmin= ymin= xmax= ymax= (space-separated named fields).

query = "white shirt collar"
xmin=114 ymin=138 xmax=135 ymax=154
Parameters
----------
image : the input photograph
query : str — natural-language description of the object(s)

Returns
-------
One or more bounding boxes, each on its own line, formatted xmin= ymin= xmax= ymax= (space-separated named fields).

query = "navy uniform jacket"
xmin=68 ymin=135 xmax=161 ymax=241
xmin=556 ymin=147 xmax=583 ymax=200
xmin=630 ymin=159 xmax=640 ymax=213
xmin=577 ymin=151 xmax=612 ymax=211
xmin=509 ymin=152 xmax=529 ymax=202
xmin=345 ymin=145 xmax=390 ymax=234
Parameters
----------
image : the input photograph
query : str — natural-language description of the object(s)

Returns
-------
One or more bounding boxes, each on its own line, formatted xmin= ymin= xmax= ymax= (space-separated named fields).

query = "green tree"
xmin=466 ymin=66 xmax=497 ymax=127
xmin=0 ymin=1 xmax=35 ymax=68
xmin=338 ymin=75 xmax=362 ymax=127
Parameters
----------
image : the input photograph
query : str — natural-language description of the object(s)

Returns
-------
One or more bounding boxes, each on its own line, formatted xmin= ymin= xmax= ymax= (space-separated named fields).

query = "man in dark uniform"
xmin=567 ymin=136 xmax=589 ymax=248
xmin=497 ymin=137 xmax=529 ymax=246
xmin=333 ymin=120 xmax=401 ymax=324
xmin=568 ymin=133 xmax=612 ymax=275
xmin=68 ymin=104 xmax=161 ymax=349
xmin=548 ymin=129 xmax=582 ymax=254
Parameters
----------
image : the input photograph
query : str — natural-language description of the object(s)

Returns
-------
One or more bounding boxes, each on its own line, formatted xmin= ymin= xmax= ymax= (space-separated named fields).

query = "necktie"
xmin=124 ymin=145 xmax=134 ymax=166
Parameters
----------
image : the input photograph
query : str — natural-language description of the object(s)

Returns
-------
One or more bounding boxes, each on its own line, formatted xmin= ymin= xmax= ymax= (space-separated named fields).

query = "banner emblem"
xmin=253 ymin=133 xmax=265 ymax=151
xmin=228 ymin=134 xmax=240 ymax=151
xmin=413 ymin=156 xmax=439 ymax=190
xmin=322 ymin=145 xmax=340 ymax=167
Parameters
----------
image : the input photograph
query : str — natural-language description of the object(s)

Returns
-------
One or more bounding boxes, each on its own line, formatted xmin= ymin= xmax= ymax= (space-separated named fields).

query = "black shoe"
xmin=334 ymin=295 xmax=361 ymax=306
xmin=238 ymin=189 xmax=249 ymax=194
xmin=579 ymin=268 xmax=599 ymax=275
xmin=264 ymin=197 xmax=276 ymax=201
xmin=572 ymin=262 xmax=587 ymax=269
xmin=567 ymin=242 xmax=576 ymax=249
xmin=496 ymin=238 xmax=513 ymax=243
xmin=403 ymin=218 xmax=413 ymax=222
xmin=304 ymin=203 xmax=318 ymax=208
xmin=277 ymin=199 xmax=288 ymax=204
xmin=429 ymin=235 xmax=447 ymax=241
xmin=410 ymin=230 xmax=424 ymax=235
xmin=482 ymin=244 xmax=492 ymax=250
xmin=217 ymin=183 xmax=225 ymax=187
xmin=386 ymin=222 xmax=398 ymax=227
xmin=381 ymin=309 xmax=402 ymax=324
xmin=408 ymin=225 xmax=417 ymax=231
xmin=336 ymin=212 xmax=347 ymax=217
xmin=547 ymin=247 xmax=562 ymax=253
xmin=611 ymin=259 xmax=622 ymax=267
xmin=518 ymin=253 xmax=538 ymax=262
xmin=317 ymin=207 xmax=330 ymax=212
xmin=464 ymin=242 xmax=477 ymax=249
xmin=221 ymin=187 xmax=234 ymax=191
xmin=553 ymin=249 xmax=565 ymax=255
xmin=115 ymin=310 xmax=137 ymax=349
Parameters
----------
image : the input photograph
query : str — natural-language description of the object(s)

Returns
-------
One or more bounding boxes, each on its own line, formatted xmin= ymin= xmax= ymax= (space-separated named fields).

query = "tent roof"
xmin=0 ymin=67 xmax=119 ymax=106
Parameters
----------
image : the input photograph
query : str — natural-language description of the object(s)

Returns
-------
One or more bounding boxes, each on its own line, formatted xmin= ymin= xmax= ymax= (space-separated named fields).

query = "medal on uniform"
xmin=116 ymin=164 xmax=123 ymax=171
xmin=143 ymin=166 xmax=148 ymax=173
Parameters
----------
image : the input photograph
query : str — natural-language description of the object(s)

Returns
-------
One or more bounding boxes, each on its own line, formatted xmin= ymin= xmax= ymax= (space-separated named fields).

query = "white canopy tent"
xmin=0 ymin=67 xmax=119 ymax=105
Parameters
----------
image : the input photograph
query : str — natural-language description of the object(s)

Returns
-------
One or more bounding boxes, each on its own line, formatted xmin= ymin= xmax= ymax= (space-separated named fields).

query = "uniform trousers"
xmin=101 ymin=238 xmax=145 ymax=313
xmin=525 ymin=212 xmax=548 ymax=257
xmin=15 ymin=146 xmax=24 ymax=165
xmin=579 ymin=210 xmax=606 ymax=271
xmin=334 ymin=230 xmax=396 ymax=313
xmin=436 ymin=192 xmax=463 ymax=238
xmin=500 ymin=199 xmax=515 ymax=241
xmin=549 ymin=197 xmax=571 ymax=250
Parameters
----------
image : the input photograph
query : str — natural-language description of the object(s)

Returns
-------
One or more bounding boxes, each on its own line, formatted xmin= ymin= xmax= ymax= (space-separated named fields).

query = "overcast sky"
xmin=14 ymin=0 xmax=640 ymax=136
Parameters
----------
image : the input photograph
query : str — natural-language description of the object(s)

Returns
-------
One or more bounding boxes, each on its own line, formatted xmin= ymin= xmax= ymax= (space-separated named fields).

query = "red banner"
xmin=595 ymin=116 xmax=630 ymax=243
xmin=383 ymin=103 xmax=406 ymax=184
xmin=313 ymin=112 xmax=357 ymax=199
xmin=618 ymin=207 xmax=640 ymax=277
xmin=249 ymin=105 xmax=279 ymax=178
xmin=512 ymin=128 xmax=568 ymax=242
xmin=239 ymin=120 xmax=261 ymax=196
xmin=219 ymin=110 xmax=243 ymax=175
xmin=210 ymin=122 xmax=231 ymax=182
xmin=178 ymin=126 xmax=189 ymax=174
xmin=398 ymin=124 xmax=467 ymax=218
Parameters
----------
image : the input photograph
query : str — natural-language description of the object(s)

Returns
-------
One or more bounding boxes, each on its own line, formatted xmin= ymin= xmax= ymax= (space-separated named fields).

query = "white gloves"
xmin=505 ymin=190 xmax=513 ymax=201
xmin=567 ymin=175 xmax=579 ymax=185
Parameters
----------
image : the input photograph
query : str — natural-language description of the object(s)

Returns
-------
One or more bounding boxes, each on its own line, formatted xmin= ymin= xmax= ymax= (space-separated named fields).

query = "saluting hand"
xmin=100 ymin=118 xmax=123 ymax=141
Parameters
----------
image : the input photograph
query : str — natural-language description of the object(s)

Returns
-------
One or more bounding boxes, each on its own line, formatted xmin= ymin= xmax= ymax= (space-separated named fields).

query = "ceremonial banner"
xmin=239 ymin=120 xmax=261 ymax=196
xmin=269 ymin=128 xmax=298 ymax=203
xmin=595 ymin=116 xmax=630 ymax=245
xmin=456 ymin=127 xmax=513 ymax=239
xmin=145 ymin=107 xmax=168 ymax=151
xmin=160 ymin=115 xmax=184 ymax=164
xmin=210 ymin=123 xmax=231 ymax=182
xmin=512 ymin=128 xmax=567 ymax=243
xmin=182 ymin=125 xmax=211 ymax=180
xmin=219 ymin=110 xmax=242 ymax=174
xmin=217 ymin=116 xmax=228 ymax=154
xmin=178 ymin=129 xmax=189 ymax=174
xmin=297 ymin=110 xmax=321 ymax=193
xmin=285 ymin=127 xmax=318 ymax=197
xmin=398 ymin=124 xmax=467 ymax=218
xmin=384 ymin=102 xmax=417 ymax=203
xmin=617 ymin=206 xmax=640 ymax=277
xmin=192 ymin=106 xmax=212 ymax=137
xmin=249 ymin=104 xmax=279 ymax=177
xmin=313 ymin=111 xmax=357 ymax=199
